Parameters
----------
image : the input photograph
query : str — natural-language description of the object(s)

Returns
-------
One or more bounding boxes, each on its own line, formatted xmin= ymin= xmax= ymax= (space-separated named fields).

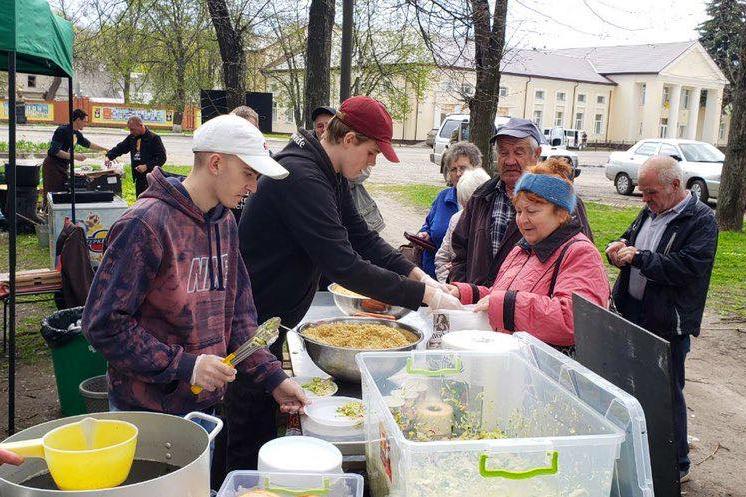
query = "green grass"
xmin=377 ymin=183 xmax=746 ymax=319
xmin=0 ymin=140 xmax=50 ymax=154
xmin=120 ymin=164 xmax=192 ymax=205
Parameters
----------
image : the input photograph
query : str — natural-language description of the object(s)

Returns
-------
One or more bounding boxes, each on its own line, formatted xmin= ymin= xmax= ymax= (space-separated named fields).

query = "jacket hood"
xmin=274 ymin=129 xmax=338 ymax=185
xmin=140 ymin=167 xmax=228 ymax=225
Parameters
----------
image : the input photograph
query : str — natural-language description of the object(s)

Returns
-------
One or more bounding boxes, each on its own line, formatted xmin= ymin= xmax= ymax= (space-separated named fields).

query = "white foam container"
xmin=357 ymin=333 xmax=654 ymax=497
xmin=257 ymin=436 xmax=343 ymax=485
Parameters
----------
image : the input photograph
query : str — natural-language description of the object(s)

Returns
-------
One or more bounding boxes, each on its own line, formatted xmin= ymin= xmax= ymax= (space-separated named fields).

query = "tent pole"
xmin=68 ymin=77 xmax=75 ymax=223
xmin=7 ymin=50 xmax=17 ymax=435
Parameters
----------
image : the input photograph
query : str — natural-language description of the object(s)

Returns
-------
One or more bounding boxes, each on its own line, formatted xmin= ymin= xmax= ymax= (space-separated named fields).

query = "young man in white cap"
xmin=83 ymin=114 xmax=307 ymax=418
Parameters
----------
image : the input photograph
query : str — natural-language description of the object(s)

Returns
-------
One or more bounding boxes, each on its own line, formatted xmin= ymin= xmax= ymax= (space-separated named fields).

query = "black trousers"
xmin=132 ymin=166 xmax=149 ymax=198
xmin=220 ymin=338 xmax=284 ymax=473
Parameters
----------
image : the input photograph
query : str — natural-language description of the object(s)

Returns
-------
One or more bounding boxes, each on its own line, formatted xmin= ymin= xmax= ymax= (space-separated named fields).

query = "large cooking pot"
xmin=297 ymin=317 xmax=423 ymax=383
xmin=0 ymin=411 xmax=221 ymax=497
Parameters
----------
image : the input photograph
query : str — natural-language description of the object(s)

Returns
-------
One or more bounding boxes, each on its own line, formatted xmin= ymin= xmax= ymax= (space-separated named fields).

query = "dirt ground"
xmin=1 ymin=190 xmax=745 ymax=497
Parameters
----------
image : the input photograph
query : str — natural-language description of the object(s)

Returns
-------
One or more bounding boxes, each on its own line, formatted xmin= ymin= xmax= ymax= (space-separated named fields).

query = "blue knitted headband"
xmin=514 ymin=173 xmax=577 ymax=213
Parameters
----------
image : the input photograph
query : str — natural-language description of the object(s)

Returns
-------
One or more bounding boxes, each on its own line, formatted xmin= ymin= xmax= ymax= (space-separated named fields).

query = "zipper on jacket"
xmin=663 ymin=232 xmax=677 ymax=255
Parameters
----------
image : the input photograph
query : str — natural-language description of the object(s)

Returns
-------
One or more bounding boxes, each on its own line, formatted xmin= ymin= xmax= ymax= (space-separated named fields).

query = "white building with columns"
xmin=556 ymin=41 xmax=728 ymax=146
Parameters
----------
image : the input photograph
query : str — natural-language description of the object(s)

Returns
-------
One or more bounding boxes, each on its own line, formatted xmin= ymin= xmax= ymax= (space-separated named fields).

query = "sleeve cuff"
xmin=488 ymin=290 xmax=508 ymax=331
xmin=264 ymin=368 xmax=289 ymax=393
xmin=453 ymin=282 xmax=473 ymax=304
xmin=177 ymin=352 xmax=198 ymax=383
xmin=631 ymin=250 xmax=646 ymax=268
xmin=502 ymin=290 xmax=518 ymax=332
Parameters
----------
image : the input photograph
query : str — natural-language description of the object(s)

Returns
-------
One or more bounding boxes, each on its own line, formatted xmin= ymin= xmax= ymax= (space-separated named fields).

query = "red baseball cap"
xmin=337 ymin=96 xmax=399 ymax=163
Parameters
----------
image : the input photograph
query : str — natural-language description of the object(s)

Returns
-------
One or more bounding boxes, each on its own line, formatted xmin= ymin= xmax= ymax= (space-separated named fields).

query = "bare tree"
xmin=717 ymin=17 xmax=746 ymax=231
xmin=303 ymin=0 xmax=335 ymax=128
xmin=407 ymin=0 xmax=508 ymax=175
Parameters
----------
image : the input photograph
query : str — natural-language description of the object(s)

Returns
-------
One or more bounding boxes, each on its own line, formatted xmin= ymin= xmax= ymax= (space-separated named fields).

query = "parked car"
xmin=540 ymin=145 xmax=581 ymax=179
xmin=542 ymin=127 xmax=583 ymax=149
xmin=425 ymin=127 xmax=438 ymax=147
xmin=605 ymin=139 xmax=723 ymax=203
xmin=430 ymin=114 xmax=511 ymax=174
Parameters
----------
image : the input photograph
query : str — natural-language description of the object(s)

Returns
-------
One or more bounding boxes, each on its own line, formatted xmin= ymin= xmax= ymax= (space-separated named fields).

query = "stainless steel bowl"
xmin=327 ymin=283 xmax=412 ymax=319
xmin=297 ymin=317 xmax=423 ymax=383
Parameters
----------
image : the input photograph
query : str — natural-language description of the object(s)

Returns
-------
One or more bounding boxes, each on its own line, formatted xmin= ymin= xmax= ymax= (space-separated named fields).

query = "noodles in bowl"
xmin=302 ymin=322 xmax=416 ymax=349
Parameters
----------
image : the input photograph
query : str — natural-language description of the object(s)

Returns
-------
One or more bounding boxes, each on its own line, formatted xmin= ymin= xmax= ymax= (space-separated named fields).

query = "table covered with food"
xmin=0 ymin=288 xmax=654 ymax=497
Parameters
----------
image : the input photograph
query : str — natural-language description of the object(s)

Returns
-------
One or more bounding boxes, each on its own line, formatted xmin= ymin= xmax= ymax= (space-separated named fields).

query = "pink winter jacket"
xmin=453 ymin=229 xmax=609 ymax=347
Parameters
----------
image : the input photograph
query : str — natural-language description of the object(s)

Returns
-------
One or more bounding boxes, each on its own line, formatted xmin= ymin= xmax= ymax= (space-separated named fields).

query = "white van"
xmin=430 ymin=114 xmax=511 ymax=173
xmin=542 ymin=127 xmax=583 ymax=149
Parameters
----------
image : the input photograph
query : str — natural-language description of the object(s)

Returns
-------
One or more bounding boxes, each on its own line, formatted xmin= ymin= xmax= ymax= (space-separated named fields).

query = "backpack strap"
xmin=548 ymin=239 xmax=586 ymax=297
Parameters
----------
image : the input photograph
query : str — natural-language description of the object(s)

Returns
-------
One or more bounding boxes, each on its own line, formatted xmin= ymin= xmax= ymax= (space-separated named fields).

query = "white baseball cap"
xmin=192 ymin=114 xmax=289 ymax=179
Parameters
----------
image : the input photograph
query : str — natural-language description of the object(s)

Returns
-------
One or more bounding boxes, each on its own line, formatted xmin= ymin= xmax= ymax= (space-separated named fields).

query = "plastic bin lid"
xmin=218 ymin=470 xmax=364 ymax=497
xmin=513 ymin=332 xmax=654 ymax=497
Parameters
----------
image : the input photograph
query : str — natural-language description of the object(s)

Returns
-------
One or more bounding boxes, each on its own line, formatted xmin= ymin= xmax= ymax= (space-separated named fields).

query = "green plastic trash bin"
xmin=41 ymin=307 xmax=108 ymax=416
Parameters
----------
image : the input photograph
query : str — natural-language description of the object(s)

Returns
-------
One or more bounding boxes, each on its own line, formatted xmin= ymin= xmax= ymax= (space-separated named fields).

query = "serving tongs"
xmin=190 ymin=317 xmax=284 ymax=395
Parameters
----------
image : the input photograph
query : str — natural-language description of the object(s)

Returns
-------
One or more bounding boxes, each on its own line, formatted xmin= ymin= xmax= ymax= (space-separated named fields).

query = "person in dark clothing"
xmin=311 ymin=106 xmax=336 ymax=138
xmin=105 ymin=116 xmax=167 ymax=197
xmin=606 ymin=156 xmax=718 ymax=484
xmin=43 ymin=109 xmax=107 ymax=203
xmin=224 ymin=96 xmax=461 ymax=472
xmin=449 ymin=118 xmax=593 ymax=286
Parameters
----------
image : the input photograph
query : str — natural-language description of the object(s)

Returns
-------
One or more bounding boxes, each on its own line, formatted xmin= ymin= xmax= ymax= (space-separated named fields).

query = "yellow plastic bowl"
xmin=1 ymin=418 xmax=138 ymax=491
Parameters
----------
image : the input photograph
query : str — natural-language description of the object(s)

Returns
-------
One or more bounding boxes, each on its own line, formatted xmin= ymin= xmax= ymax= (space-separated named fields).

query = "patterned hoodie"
xmin=82 ymin=167 xmax=287 ymax=414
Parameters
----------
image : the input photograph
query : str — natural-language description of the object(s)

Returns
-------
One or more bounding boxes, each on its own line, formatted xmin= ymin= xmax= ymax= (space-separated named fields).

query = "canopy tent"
xmin=1 ymin=0 xmax=75 ymax=434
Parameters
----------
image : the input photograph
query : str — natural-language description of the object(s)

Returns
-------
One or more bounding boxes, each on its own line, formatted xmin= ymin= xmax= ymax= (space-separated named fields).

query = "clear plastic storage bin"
xmin=217 ymin=470 xmax=364 ymax=497
xmin=357 ymin=332 xmax=653 ymax=497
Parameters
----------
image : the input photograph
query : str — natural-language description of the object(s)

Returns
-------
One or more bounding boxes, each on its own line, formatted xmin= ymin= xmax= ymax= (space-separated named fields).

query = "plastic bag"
xmin=41 ymin=306 xmax=85 ymax=349
xmin=428 ymin=305 xmax=492 ymax=349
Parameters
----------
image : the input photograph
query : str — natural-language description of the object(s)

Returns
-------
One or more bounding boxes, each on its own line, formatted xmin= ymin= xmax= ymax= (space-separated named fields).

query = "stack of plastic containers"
xmin=217 ymin=470 xmax=364 ymax=497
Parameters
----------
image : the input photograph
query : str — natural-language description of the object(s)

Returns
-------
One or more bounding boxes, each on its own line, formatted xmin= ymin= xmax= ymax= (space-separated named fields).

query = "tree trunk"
xmin=42 ymin=77 xmax=62 ymax=100
xmin=206 ymin=0 xmax=245 ymax=110
xmin=123 ymin=73 xmax=131 ymax=104
xmin=173 ymin=60 xmax=187 ymax=130
xmin=717 ymin=19 xmax=746 ymax=231
xmin=303 ymin=0 xmax=335 ymax=129
xmin=468 ymin=0 xmax=508 ymax=177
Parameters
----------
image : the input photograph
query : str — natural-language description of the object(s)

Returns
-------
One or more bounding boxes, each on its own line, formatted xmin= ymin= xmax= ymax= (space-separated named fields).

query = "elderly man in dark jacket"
xmin=106 ymin=116 xmax=167 ymax=197
xmin=606 ymin=155 xmax=718 ymax=483
xmin=449 ymin=118 xmax=593 ymax=285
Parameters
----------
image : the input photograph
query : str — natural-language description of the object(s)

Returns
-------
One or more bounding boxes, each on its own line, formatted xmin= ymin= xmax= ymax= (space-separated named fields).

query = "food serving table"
xmin=285 ymin=292 xmax=434 ymax=469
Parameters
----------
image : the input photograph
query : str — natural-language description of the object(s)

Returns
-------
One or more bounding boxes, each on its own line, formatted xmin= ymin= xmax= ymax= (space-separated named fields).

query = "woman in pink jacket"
xmin=451 ymin=158 xmax=609 ymax=350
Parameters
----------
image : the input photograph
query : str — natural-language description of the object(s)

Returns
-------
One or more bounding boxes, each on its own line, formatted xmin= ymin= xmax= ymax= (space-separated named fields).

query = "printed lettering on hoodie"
xmin=187 ymin=253 xmax=229 ymax=293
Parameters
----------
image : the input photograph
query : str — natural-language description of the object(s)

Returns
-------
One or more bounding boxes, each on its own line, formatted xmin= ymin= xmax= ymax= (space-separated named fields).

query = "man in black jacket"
xmin=105 ymin=116 xmax=167 ymax=197
xmin=222 ymin=96 xmax=460 ymax=472
xmin=606 ymin=155 xmax=718 ymax=483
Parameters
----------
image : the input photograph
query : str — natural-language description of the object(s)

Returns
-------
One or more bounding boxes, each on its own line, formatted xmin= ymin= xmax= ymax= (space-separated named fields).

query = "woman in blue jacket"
xmin=417 ymin=142 xmax=482 ymax=278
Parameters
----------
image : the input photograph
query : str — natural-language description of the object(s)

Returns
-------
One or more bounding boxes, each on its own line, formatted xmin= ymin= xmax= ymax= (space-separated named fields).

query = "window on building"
xmin=719 ymin=119 xmax=727 ymax=140
xmin=662 ymin=86 xmax=671 ymax=106
xmin=577 ymin=93 xmax=586 ymax=103
xmin=499 ymin=86 xmax=508 ymax=97
xmin=27 ymin=75 xmax=36 ymax=88
xmin=659 ymin=118 xmax=668 ymax=138
xmin=535 ymin=90 xmax=545 ymax=101
xmin=677 ymin=125 xmax=686 ymax=138
xmin=594 ymin=113 xmax=603 ymax=134
xmin=461 ymin=82 xmax=474 ymax=96
xmin=700 ymin=89 xmax=708 ymax=108
xmin=639 ymin=83 xmax=646 ymax=106
xmin=533 ymin=110 xmax=543 ymax=126
xmin=284 ymin=107 xmax=294 ymax=123
xmin=555 ymin=111 xmax=564 ymax=127
xmin=575 ymin=112 xmax=584 ymax=130
xmin=556 ymin=91 xmax=566 ymax=102
xmin=596 ymin=95 xmax=605 ymax=105
xmin=272 ymin=100 xmax=278 ymax=122
xmin=682 ymin=89 xmax=691 ymax=110
xmin=639 ymin=122 xmax=644 ymax=136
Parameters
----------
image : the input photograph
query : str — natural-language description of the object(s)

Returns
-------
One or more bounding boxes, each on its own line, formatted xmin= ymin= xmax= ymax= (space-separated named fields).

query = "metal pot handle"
xmin=184 ymin=411 xmax=223 ymax=443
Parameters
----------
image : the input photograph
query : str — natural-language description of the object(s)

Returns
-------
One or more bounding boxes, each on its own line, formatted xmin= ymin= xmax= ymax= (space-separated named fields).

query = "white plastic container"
xmin=357 ymin=334 xmax=653 ymax=497
xmin=217 ymin=469 xmax=363 ymax=497
xmin=257 ymin=436 xmax=343 ymax=479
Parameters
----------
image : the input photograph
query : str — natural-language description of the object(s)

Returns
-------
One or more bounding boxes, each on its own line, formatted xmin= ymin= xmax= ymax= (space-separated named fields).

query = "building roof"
xmin=554 ymin=41 xmax=696 ymax=75
xmin=500 ymin=49 xmax=615 ymax=84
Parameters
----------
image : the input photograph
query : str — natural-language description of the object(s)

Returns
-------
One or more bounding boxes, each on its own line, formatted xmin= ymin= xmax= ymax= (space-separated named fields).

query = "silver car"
xmin=605 ymin=139 xmax=723 ymax=203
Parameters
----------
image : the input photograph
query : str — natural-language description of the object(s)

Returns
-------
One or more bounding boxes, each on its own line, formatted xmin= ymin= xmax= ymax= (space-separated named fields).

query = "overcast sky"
xmin=508 ymin=0 xmax=708 ymax=49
